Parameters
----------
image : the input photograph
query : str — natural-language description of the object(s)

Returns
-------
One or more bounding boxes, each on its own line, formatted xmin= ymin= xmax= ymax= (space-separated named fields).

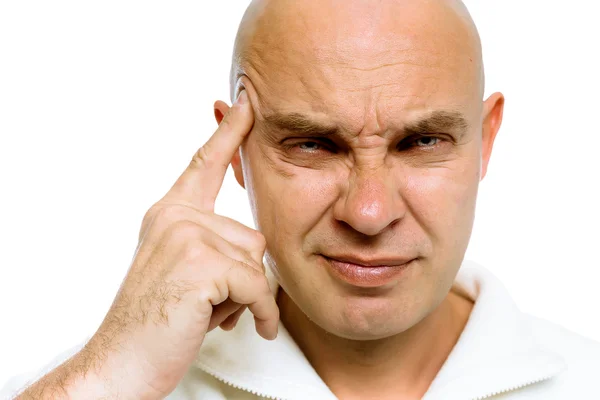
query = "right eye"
xmin=283 ymin=139 xmax=336 ymax=155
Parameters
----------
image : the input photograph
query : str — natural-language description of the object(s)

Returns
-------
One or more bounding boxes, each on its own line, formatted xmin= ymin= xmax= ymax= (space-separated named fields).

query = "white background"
xmin=0 ymin=0 xmax=598 ymax=387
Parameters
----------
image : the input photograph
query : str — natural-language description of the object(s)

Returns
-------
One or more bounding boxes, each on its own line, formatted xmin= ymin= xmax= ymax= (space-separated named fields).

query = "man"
xmin=2 ymin=0 xmax=599 ymax=398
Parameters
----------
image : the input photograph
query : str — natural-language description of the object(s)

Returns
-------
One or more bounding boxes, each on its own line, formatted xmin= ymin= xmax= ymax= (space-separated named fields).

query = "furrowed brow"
xmin=404 ymin=111 xmax=470 ymax=137
xmin=262 ymin=112 xmax=339 ymax=137
xmin=260 ymin=110 xmax=469 ymax=141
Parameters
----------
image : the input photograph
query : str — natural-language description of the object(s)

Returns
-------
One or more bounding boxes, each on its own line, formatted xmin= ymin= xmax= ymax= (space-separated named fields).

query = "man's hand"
xmin=18 ymin=90 xmax=279 ymax=399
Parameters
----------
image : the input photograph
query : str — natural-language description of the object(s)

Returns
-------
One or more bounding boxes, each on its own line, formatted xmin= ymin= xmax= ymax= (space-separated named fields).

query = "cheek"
xmin=243 ymin=141 xmax=341 ymax=244
xmin=404 ymin=158 xmax=480 ymax=248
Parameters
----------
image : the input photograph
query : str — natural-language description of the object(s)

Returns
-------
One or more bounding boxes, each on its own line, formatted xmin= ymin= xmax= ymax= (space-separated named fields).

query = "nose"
xmin=333 ymin=168 xmax=406 ymax=236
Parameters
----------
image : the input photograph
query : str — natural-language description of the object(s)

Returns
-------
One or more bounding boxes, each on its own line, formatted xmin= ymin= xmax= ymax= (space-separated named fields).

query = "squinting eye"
xmin=414 ymin=137 xmax=439 ymax=147
xmin=298 ymin=141 xmax=323 ymax=152
xmin=282 ymin=139 xmax=336 ymax=155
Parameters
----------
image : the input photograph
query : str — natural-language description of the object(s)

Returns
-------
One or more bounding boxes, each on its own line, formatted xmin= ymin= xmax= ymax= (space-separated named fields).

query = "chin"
xmin=329 ymin=324 xmax=408 ymax=341
xmin=314 ymin=295 xmax=428 ymax=341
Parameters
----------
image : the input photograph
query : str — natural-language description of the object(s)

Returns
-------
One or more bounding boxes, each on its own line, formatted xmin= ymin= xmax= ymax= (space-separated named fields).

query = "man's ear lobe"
xmin=213 ymin=100 xmax=246 ymax=189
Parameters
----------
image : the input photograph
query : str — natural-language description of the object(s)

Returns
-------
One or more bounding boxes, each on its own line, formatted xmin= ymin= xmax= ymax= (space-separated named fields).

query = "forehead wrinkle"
xmin=233 ymin=0 xmax=485 ymax=144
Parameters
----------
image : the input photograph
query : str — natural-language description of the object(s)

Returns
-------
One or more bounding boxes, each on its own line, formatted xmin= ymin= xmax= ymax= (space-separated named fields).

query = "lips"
xmin=321 ymin=254 xmax=415 ymax=287
xmin=322 ymin=254 xmax=414 ymax=268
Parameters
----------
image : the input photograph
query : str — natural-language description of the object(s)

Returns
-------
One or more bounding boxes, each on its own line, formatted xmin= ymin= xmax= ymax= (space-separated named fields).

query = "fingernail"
xmin=236 ymin=90 xmax=247 ymax=105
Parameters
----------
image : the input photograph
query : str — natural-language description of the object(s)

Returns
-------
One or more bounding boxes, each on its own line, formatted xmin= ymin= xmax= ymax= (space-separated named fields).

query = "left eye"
xmin=414 ymin=136 xmax=439 ymax=147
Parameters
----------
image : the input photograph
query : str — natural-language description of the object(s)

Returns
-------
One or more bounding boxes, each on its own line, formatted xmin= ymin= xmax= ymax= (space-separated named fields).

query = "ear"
xmin=214 ymin=100 xmax=246 ymax=189
xmin=480 ymin=92 xmax=505 ymax=180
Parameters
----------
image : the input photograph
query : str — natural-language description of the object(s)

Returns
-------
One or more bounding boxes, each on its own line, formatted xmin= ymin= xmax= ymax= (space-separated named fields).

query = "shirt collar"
xmin=195 ymin=260 xmax=566 ymax=400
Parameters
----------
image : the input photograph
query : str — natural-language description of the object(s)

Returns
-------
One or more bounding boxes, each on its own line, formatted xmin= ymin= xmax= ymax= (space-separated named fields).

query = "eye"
xmin=414 ymin=136 xmax=439 ymax=147
xmin=397 ymin=135 xmax=446 ymax=151
xmin=298 ymin=141 xmax=323 ymax=152
xmin=283 ymin=139 xmax=337 ymax=154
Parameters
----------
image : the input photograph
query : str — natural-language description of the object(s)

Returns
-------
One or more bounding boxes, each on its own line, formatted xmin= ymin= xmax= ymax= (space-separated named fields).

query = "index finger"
xmin=163 ymin=90 xmax=254 ymax=210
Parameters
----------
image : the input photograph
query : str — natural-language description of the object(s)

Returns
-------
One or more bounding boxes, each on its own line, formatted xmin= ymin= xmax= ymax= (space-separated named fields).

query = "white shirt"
xmin=3 ymin=260 xmax=600 ymax=399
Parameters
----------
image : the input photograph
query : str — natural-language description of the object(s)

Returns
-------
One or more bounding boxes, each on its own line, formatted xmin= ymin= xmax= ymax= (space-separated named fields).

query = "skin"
xmin=17 ymin=0 xmax=503 ymax=399
xmin=219 ymin=0 xmax=504 ymax=398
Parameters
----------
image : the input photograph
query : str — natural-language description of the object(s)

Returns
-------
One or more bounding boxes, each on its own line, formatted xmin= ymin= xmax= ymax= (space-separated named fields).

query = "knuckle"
xmin=243 ymin=258 xmax=263 ymax=273
xmin=167 ymin=220 xmax=203 ymax=243
xmin=141 ymin=204 xmax=164 ymax=230
xmin=182 ymin=243 xmax=208 ymax=264
xmin=241 ymin=262 xmax=269 ymax=290
xmin=141 ymin=204 xmax=159 ymax=226
xmin=145 ymin=206 xmax=189 ymax=236
xmin=155 ymin=206 xmax=186 ymax=225
xmin=192 ymin=145 xmax=211 ymax=169
xmin=196 ymin=281 xmax=226 ymax=310
xmin=249 ymin=230 xmax=267 ymax=251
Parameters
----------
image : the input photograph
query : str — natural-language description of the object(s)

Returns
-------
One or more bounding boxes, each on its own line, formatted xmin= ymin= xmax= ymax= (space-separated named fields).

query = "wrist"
xmin=78 ymin=337 xmax=163 ymax=400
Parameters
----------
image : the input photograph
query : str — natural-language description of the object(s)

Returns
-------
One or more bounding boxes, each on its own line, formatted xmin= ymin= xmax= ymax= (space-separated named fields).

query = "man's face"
xmin=233 ymin=0 xmax=497 ymax=340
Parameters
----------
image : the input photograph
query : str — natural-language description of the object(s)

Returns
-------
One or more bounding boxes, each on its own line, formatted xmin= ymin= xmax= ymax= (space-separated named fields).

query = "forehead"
xmin=241 ymin=0 xmax=481 ymax=131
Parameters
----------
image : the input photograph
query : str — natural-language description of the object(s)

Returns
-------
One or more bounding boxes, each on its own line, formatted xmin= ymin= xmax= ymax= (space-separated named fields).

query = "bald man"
xmin=3 ymin=0 xmax=600 ymax=399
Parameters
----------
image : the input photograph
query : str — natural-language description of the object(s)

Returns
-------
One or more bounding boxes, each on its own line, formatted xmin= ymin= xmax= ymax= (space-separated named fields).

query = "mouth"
xmin=320 ymin=254 xmax=415 ymax=288
xmin=322 ymin=254 xmax=415 ymax=268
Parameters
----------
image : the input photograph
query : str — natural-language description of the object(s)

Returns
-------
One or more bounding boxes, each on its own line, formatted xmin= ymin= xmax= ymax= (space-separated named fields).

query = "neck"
xmin=278 ymin=287 xmax=474 ymax=400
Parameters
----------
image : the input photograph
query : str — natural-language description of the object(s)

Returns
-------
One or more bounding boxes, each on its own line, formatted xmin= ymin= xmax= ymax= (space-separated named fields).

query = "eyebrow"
xmin=262 ymin=112 xmax=339 ymax=138
xmin=261 ymin=110 xmax=469 ymax=139
xmin=404 ymin=111 xmax=470 ymax=137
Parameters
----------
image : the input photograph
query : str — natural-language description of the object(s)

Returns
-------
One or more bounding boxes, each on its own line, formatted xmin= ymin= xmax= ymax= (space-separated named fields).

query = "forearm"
xmin=14 ymin=348 xmax=116 ymax=400
xmin=14 ymin=339 xmax=159 ymax=400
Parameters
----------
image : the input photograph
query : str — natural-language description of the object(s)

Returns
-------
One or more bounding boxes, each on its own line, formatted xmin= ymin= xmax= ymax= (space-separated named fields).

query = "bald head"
xmin=230 ymin=0 xmax=484 ymax=102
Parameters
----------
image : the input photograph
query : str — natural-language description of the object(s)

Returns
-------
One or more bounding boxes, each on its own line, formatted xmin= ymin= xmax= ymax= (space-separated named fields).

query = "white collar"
xmin=194 ymin=260 xmax=566 ymax=400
